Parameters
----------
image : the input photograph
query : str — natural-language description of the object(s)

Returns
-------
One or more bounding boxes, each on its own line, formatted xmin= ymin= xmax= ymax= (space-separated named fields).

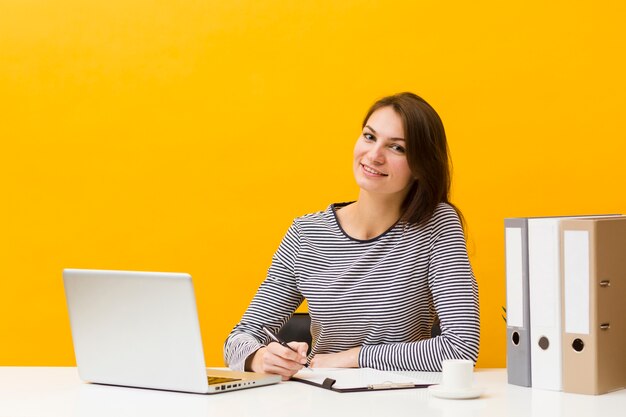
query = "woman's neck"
xmin=336 ymin=193 xmax=403 ymax=241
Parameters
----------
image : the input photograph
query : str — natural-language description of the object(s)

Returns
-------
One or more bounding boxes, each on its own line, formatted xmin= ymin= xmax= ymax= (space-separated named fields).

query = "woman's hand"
xmin=247 ymin=342 xmax=308 ymax=380
xmin=310 ymin=347 xmax=361 ymax=368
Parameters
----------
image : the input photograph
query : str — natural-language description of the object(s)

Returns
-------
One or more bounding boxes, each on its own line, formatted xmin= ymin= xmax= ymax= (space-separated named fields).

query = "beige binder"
xmin=560 ymin=217 xmax=626 ymax=395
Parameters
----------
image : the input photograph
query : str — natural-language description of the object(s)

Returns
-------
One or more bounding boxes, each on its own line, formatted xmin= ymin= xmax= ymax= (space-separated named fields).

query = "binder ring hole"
xmin=538 ymin=336 xmax=549 ymax=350
xmin=572 ymin=338 xmax=584 ymax=352
xmin=511 ymin=332 xmax=520 ymax=346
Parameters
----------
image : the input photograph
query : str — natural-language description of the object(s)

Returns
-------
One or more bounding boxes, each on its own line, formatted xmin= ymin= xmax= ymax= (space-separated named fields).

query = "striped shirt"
xmin=224 ymin=202 xmax=480 ymax=372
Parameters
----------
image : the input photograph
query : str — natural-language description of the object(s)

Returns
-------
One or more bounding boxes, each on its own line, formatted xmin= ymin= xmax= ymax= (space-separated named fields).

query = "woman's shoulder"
xmin=427 ymin=202 xmax=464 ymax=236
xmin=404 ymin=202 xmax=461 ymax=234
xmin=431 ymin=202 xmax=460 ymax=220
xmin=404 ymin=202 xmax=459 ymax=226
xmin=292 ymin=204 xmax=336 ymax=228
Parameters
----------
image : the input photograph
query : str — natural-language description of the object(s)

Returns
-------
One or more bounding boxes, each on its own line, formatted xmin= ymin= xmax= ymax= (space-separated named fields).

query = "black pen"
xmin=262 ymin=326 xmax=309 ymax=368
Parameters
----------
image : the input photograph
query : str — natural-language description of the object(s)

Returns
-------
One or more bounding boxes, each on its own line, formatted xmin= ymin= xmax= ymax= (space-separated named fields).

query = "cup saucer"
xmin=428 ymin=384 xmax=484 ymax=399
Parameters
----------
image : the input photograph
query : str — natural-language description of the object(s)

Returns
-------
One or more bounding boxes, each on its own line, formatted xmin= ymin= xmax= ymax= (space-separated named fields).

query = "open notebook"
xmin=292 ymin=368 xmax=435 ymax=392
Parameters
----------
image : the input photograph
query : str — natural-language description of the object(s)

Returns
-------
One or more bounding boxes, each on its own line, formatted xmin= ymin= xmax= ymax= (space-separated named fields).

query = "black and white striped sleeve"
xmin=359 ymin=205 xmax=480 ymax=371
xmin=223 ymin=221 xmax=305 ymax=371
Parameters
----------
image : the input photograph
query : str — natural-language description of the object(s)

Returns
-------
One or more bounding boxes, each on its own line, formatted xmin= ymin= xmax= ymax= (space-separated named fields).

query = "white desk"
xmin=0 ymin=367 xmax=624 ymax=417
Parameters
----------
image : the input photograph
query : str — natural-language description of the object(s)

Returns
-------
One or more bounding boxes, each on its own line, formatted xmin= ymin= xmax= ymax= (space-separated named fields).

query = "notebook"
xmin=63 ymin=269 xmax=280 ymax=394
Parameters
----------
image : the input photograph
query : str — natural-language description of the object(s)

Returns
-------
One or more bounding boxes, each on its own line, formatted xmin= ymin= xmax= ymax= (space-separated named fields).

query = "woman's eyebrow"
xmin=364 ymin=125 xmax=405 ymax=142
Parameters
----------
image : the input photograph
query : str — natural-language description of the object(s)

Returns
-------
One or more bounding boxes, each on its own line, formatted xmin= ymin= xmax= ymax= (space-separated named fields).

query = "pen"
xmin=262 ymin=326 xmax=309 ymax=368
xmin=368 ymin=382 xmax=431 ymax=390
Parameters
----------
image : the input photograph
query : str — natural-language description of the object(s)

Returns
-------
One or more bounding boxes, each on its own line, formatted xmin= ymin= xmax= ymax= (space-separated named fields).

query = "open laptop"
xmin=63 ymin=269 xmax=280 ymax=394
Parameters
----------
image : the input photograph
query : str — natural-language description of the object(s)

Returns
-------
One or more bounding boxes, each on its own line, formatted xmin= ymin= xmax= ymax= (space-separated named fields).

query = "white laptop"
xmin=63 ymin=269 xmax=280 ymax=394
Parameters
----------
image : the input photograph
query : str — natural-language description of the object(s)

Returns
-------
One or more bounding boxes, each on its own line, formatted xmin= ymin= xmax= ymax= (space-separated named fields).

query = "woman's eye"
xmin=390 ymin=144 xmax=406 ymax=153
xmin=363 ymin=133 xmax=375 ymax=141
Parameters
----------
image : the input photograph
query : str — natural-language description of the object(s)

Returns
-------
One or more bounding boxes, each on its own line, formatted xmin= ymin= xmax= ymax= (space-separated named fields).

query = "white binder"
xmin=528 ymin=217 xmax=565 ymax=391
xmin=528 ymin=215 xmax=620 ymax=391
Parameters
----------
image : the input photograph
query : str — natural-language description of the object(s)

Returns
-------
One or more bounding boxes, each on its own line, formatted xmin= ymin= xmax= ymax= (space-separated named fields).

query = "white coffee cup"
xmin=441 ymin=359 xmax=474 ymax=391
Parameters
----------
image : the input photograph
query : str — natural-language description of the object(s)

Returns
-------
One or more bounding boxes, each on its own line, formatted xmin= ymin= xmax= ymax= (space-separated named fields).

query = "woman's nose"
xmin=367 ymin=144 xmax=385 ymax=165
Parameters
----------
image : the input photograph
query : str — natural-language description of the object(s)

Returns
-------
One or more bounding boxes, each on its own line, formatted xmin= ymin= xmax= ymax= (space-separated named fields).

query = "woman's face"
xmin=353 ymin=106 xmax=415 ymax=199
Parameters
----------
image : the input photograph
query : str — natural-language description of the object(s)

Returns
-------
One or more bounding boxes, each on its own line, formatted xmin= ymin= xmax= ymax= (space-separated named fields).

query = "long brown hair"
xmin=362 ymin=92 xmax=464 ymax=227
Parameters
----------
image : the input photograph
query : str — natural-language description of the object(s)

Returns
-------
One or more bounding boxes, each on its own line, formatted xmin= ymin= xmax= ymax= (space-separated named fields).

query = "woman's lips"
xmin=361 ymin=163 xmax=388 ymax=177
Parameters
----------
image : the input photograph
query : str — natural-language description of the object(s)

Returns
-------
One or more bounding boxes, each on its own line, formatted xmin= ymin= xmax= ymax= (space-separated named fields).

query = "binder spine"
xmin=562 ymin=218 xmax=626 ymax=395
xmin=505 ymin=218 xmax=531 ymax=387
xmin=561 ymin=224 xmax=596 ymax=394
xmin=528 ymin=218 xmax=563 ymax=391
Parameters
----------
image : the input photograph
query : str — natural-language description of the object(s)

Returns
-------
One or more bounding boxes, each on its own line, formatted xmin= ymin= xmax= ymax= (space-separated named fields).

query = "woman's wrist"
xmin=348 ymin=346 xmax=362 ymax=367
xmin=309 ymin=346 xmax=362 ymax=368
xmin=245 ymin=347 xmax=266 ymax=372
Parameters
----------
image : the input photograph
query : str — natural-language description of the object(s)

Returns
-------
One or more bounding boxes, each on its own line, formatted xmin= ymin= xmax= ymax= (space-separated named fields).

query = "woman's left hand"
xmin=310 ymin=347 xmax=361 ymax=368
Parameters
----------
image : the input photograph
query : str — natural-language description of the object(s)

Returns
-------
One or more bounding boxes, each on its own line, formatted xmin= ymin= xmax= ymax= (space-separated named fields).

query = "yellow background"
xmin=1 ymin=0 xmax=624 ymax=368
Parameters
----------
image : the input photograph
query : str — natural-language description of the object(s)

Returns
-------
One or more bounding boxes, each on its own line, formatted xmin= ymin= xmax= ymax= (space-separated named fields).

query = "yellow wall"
xmin=1 ymin=0 xmax=624 ymax=367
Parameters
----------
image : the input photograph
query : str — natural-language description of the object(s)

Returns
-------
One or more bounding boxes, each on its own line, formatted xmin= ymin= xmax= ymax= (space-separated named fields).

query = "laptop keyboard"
xmin=208 ymin=376 xmax=241 ymax=385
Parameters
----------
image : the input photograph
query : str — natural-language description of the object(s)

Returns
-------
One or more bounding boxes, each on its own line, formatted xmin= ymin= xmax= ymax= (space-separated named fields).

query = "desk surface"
xmin=0 ymin=367 xmax=624 ymax=417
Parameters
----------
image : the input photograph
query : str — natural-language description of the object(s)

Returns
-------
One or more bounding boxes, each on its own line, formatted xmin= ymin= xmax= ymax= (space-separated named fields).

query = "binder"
xmin=504 ymin=218 xmax=532 ymax=387
xmin=292 ymin=368 xmax=434 ymax=393
xmin=560 ymin=217 xmax=626 ymax=395
xmin=527 ymin=215 xmax=621 ymax=391
xmin=527 ymin=217 xmax=573 ymax=391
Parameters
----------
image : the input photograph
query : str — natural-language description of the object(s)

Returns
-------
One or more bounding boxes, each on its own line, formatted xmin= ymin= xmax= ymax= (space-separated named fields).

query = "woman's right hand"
xmin=248 ymin=342 xmax=309 ymax=380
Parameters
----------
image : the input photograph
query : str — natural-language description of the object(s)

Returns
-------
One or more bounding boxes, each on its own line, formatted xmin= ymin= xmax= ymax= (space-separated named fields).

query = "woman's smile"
xmin=360 ymin=163 xmax=388 ymax=177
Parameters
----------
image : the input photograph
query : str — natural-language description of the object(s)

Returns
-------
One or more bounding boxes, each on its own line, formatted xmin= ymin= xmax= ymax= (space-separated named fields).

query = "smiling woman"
xmin=224 ymin=92 xmax=479 ymax=380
